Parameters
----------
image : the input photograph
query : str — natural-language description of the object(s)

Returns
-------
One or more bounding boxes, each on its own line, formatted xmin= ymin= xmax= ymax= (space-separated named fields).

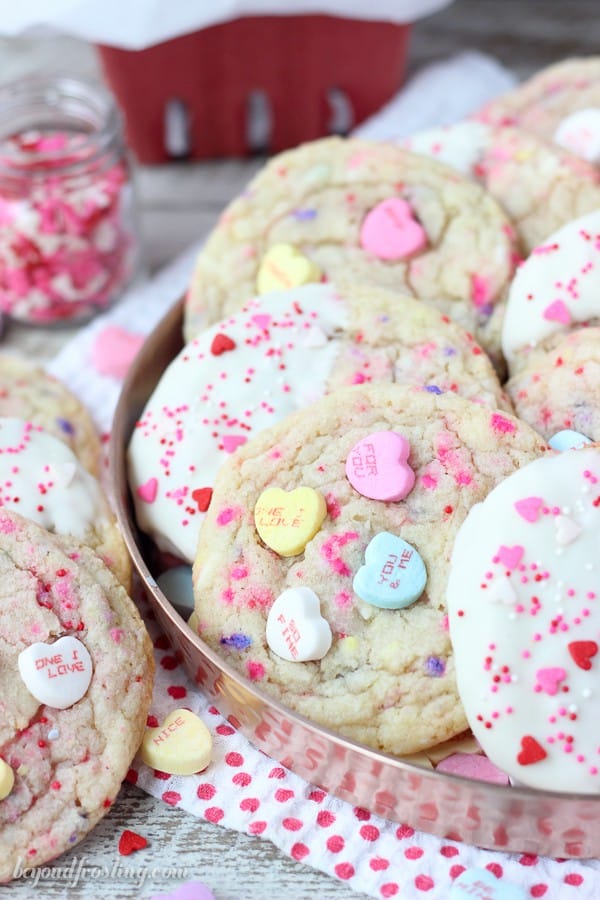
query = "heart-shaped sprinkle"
xmin=139 ymin=709 xmax=212 ymax=776
xmin=118 ymin=829 xmax=148 ymax=856
xmin=137 ymin=477 xmax=158 ymax=504
xmin=487 ymin=574 xmax=517 ymax=605
xmin=514 ymin=496 xmax=543 ymax=523
xmin=266 ymin=587 xmax=332 ymax=661
xmin=568 ymin=640 xmax=598 ymax=670
xmin=222 ymin=434 xmax=247 ymax=454
xmin=192 ymin=487 xmax=213 ymax=512
xmin=353 ymin=531 xmax=426 ymax=609
xmin=554 ymin=514 xmax=582 ymax=546
xmin=256 ymin=243 xmax=321 ymax=295
xmin=548 ymin=429 xmax=593 ymax=451
xmin=517 ymin=735 xmax=547 ymax=766
xmin=535 ymin=667 xmax=567 ymax=696
xmin=450 ymin=867 xmax=527 ymax=899
xmin=0 ymin=759 xmax=15 ymax=801
xmin=251 ymin=313 xmax=272 ymax=331
xmin=210 ymin=333 xmax=236 ymax=356
xmin=345 ymin=431 xmax=415 ymax=502
xmin=496 ymin=545 xmax=524 ymax=570
xmin=543 ymin=299 xmax=571 ymax=324
xmin=359 ymin=198 xmax=427 ymax=260
xmin=254 ymin=486 xmax=327 ymax=557
xmin=18 ymin=636 xmax=93 ymax=710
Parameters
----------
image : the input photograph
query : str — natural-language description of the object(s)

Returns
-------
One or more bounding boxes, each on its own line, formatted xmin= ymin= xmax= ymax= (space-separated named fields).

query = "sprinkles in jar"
xmin=0 ymin=75 xmax=139 ymax=326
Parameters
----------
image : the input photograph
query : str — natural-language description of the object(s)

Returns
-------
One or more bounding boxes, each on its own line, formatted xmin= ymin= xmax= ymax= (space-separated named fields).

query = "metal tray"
xmin=109 ymin=297 xmax=600 ymax=859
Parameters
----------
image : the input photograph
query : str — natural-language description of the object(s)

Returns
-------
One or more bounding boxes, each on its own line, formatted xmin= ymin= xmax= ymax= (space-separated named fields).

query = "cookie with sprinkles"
xmin=401 ymin=120 xmax=600 ymax=253
xmin=501 ymin=208 xmax=600 ymax=373
xmin=506 ymin=327 xmax=600 ymax=442
xmin=0 ymin=508 xmax=153 ymax=881
xmin=128 ymin=281 xmax=510 ymax=564
xmin=0 ymin=354 xmax=101 ymax=476
xmin=191 ymin=384 xmax=546 ymax=757
xmin=0 ymin=417 xmax=131 ymax=589
xmin=447 ymin=446 xmax=600 ymax=793
xmin=183 ymin=136 xmax=518 ymax=363
xmin=478 ymin=57 xmax=600 ymax=163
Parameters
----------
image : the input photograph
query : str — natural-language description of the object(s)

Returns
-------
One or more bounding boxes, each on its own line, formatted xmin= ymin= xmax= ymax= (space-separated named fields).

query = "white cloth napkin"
xmin=47 ymin=53 xmax=600 ymax=899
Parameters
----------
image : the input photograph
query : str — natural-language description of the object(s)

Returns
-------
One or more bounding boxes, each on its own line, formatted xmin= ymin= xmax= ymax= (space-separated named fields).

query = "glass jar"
xmin=0 ymin=74 xmax=139 ymax=326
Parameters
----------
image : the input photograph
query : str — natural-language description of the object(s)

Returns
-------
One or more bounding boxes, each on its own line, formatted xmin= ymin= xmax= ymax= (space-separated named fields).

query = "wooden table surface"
xmin=1 ymin=2 xmax=599 ymax=897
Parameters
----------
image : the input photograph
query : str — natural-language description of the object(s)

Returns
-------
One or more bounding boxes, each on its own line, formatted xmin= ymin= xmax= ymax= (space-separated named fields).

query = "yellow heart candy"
xmin=0 ymin=759 xmax=14 ymax=801
xmin=139 ymin=709 xmax=212 ymax=776
xmin=256 ymin=243 xmax=321 ymax=295
xmin=254 ymin=486 xmax=327 ymax=557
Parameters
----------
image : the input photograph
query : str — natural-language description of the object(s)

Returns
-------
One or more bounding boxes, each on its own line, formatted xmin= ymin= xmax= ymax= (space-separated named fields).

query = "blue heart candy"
xmin=450 ymin=867 xmax=527 ymax=900
xmin=353 ymin=531 xmax=426 ymax=609
xmin=548 ymin=429 xmax=592 ymax=451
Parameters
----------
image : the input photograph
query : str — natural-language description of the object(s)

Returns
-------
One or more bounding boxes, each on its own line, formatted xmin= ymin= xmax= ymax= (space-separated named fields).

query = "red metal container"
xmin=97 ymin=15 xmax=411 ymax=162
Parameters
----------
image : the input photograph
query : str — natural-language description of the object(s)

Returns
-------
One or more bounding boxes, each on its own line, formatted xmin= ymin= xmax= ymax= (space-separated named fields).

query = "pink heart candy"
xmin=137 ymin=477 xmax=158 ymax=503
xmin=496 ymin=544 xmax=524 ymax=570
xmin=360 ymin=198 xmax=427 ymax=261
xmin=436 ymin=752 xmax=509 ymax=785
xmin=535 ymin=667 xmax=567 ymax=696
xmin=345 ymin=431 xmax=415 ymax=502
xmin=514 ymin=496 xmax=543 ymax=522
xmin=543 ymin=299 xmax=571 ymax=324
xmin=222 ymin=434 xmax=247 ymax=454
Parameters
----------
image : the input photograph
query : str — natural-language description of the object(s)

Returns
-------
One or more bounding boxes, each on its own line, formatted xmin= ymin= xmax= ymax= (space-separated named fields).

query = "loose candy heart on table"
xmin=353 ymin=531 xmax=426 ymax=609
xmin=0 ymin=759 xmax=15 ymax=800
xmin=18 ymin=636 xmax=93 ymax=710
xmin=266 ymin=587 xmax=332 ymax=662
xmin=139 ymin=708 xmax=212 ymax=776
xmin=360 ymin=197 xmax=427 ymax=260
xmin=256 ymin=243 xmax=321 ymax=295
xmin=254 ymin=486 xmax=327 ymax=557
xmin=450 ymin=867 xmax=527 ymax=899
xmin=345 ymin=431 xmax=415 ymax=502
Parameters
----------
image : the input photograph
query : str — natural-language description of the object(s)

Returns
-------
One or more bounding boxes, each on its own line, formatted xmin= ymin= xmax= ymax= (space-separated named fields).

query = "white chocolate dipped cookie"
xmin=0 ymin=508 xmax=153 ymax=881
xmin=191 ymin=384 xmax=546 ymax=757
xmin=0 ymin=417 xmax=130 ymax=589
xmin=447 ymin=446 xmax=600 ymax=793
xmin=401 ymin=120 xmax=600 ymax=253
xmin=183 ymin=136 xmax=518 ymax=362
xmin=478 ymin=57 xmax=600 ymax=164
xmin=129 ymin=282 xmax=509 ymax=564
xmin=501 ymin=209 xmax=600 ymax=372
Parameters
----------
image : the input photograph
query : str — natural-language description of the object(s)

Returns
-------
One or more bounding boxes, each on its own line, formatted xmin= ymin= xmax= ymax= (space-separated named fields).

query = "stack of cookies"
xmin=0 ymin=356 xmax=154 ymax=881
xmin=127 ymin=58 xmax=600 ymax=795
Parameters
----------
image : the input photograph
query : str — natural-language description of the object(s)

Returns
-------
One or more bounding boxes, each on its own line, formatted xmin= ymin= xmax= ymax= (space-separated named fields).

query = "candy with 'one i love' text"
xmin=140 ymin=709 xmax=212 ymax=776
xmin=254 ymin=486 xmax=327 ymax=557
xmin=266 ymin=587 xmax=332 ymax=662
xmin=18 ymin=636 xmax=93 ymax=710
xmin=346 ymin=431 xmax=415 ymax=502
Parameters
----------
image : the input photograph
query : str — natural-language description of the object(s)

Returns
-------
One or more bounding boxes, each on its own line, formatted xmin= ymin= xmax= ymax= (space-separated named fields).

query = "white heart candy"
xmin=266 ymin=587 xmax=332 ymax=662
xmin=18 ymin=636 xmax=93 ymax=710
xmin=555 ymin=514 xmax=582 ymax=546
xmin=487 ymin=574 xmax=517 ymax=605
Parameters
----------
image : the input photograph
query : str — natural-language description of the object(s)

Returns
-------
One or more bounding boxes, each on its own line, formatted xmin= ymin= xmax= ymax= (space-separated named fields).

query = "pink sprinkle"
xmin=543 ymin=299 xmax=571 ymax=324
xmin=490 ymin=413 xmax=516 ymax=434
xmin=325 ymin=493 xmax=342 ymax=520
xmin=334 ymin=590 xmax=353 ymax=609
xmin=421 ymin=473 xmax=437 ymax=489
xmin=352 ymin=372 xmax=368 ymax=384
xmin=110 ymin=628 xmax=124 ymax=643
xmin=246 ymin=661 xmax=265 ymax=680
xmin=221 ymin=588 xmax=234 ymax=604
xmin=471 ymin=274 xmax=491 ymax=308
xmin=320 ymin=532 xmax=360 ymax=576
xmin=216 ymin=507 xmax=239 ymax=526
xmin=231 ymin=566 xmax=248 ymax=580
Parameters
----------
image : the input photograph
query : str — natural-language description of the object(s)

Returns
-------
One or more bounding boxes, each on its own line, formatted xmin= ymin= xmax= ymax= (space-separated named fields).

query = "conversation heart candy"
xmin=450 ymin=867 xmax=526 ymax=899
xmin=435 ymin=752 xmax=510 ymax=785
xmin=345 ymin=431 xmax=415 ymax=502
xmin=140 ymin=709 xmax=212 ymax=776
xmin=548 ymin=429 xmax=592 ymax=451
xmin=254 ymin=486 xmax=327 ymax=557
xmin=359 ymin=198 xmax=427 ymax=260
xmin=554 ymin=107 xmax=600 ymax=163
xmin=0 ymin=759 xmax=14 ymax=801
xmin=266 ymin=587 xmax=332 ymax=661
xmin=256 ymin=243 xmax=321 ymax=295
xmin=18 ymin=636 xmax=93 ymax=710
xmin=353 ymin=531 xmax=426 ymax=609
